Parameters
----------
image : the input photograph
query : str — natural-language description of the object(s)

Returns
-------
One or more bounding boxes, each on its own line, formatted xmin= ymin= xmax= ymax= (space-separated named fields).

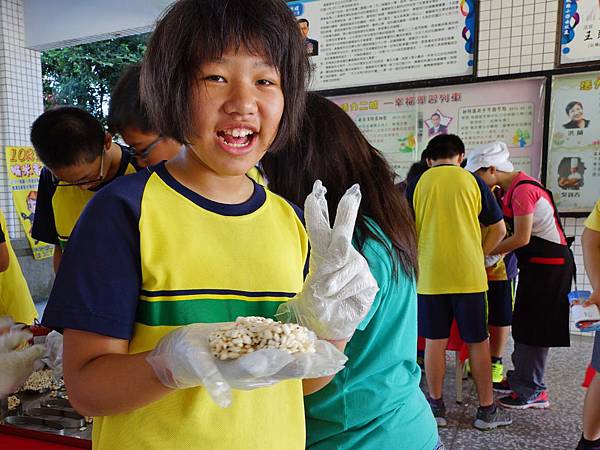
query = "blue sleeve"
xmin=472 ymin=173 xmax=503 ymax=226
xmin=31 ymin=168 xmax=59 ymax=245
xmin=284 ymin=197 xmax=309 ymax=278
xmin=404 ymin=177 xmax=420 ymax=214
xmin=41 ymin=172 xmax=150 ymax=340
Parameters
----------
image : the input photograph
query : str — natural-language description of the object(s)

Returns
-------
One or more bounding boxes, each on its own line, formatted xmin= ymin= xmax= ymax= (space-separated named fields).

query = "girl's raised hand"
xmin=278 ymin=181 xmax=379 ymax=340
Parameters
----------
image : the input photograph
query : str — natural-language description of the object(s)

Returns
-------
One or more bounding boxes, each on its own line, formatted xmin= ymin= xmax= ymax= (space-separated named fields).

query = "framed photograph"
xmin=547 ymin=72 xmax=600 ymax=213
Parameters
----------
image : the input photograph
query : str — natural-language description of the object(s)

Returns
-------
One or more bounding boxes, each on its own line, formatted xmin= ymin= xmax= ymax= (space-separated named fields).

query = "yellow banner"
xmin=4 ymin=146 xmax=53 ymax=260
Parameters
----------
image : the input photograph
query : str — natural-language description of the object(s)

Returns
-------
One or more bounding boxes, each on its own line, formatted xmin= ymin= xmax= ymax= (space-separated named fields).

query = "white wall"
xmin=0 ymin=0 xmax=43 ymax=239
xmin=23 ymin=0 xmax=174 ymax=50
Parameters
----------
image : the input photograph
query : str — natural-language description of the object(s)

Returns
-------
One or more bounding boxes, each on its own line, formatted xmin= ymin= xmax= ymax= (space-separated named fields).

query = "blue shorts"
xmin=418 ymin=292 xmax=488 ymax=343
xmin=487 ymin=280 xmax=514 ymax=327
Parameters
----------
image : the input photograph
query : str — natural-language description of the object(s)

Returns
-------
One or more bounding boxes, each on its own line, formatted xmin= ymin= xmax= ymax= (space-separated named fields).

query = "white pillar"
xmin=0 ymin=0 xmax=50 ymax=303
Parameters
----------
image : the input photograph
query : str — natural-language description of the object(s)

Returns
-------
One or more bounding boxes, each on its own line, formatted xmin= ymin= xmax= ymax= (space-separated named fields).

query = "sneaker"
xmin=473 ymin=405 xmax=512 ymax=431
xmin=576 ymin=436 xmax=600 ymax=450
xmin=498 ymin=390 xmax=550 ymax=409
xmin=428 ymin=399 xmax=447 ymax=427
xmin=491 ymin=361 xmax=504 ymax=383
xmin=493 ymin=377 xmax=512 ymax=395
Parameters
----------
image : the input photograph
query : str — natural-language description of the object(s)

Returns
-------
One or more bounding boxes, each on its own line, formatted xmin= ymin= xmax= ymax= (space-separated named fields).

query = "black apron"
xmin=506 ymin=180 xmax=574 ymax=348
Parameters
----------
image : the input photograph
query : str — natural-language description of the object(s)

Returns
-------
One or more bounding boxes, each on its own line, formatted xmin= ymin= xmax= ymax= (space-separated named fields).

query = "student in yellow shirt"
xmin=30 ymin=107 xmax=136 ymax=271
xmin=406 ymin=134 xmax=510 ymax=430
xmin=41 ymin=1 xmax=375 ymax=449
xmin=0 ymin=208 xmax=37 ymax=324
xmin=577 ymin=199 xmax=600 ymax=450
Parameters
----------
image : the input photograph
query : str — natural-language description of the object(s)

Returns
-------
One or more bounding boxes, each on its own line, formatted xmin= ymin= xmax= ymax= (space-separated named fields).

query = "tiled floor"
xmin=432 ymin=334 xmax=594 ymax=450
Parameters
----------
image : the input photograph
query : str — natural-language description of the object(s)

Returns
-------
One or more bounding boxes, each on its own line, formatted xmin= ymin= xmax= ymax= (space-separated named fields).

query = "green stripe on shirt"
xmin=136 ymin=298 xmax=283 ymax=326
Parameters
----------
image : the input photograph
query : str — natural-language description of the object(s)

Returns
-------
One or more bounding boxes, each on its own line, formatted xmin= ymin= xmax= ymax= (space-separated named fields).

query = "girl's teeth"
xmin=227 ymin=128 xmax=252 ymax=138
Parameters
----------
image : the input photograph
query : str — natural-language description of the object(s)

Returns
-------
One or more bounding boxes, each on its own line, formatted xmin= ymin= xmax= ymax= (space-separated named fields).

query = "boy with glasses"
xmin=31 ymin=106 xmax=136 ymax=271
xmin=108 ymin=65 xmax=181 ymax=168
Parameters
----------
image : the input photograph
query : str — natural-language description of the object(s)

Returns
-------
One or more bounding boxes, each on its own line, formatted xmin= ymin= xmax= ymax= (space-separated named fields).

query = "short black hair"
xmin=406 ymin=161 xmax=429 ymax=184
xmin=140 ymin=0 xmax=310 ymax=152
xmin=30 ymin=106 xmax=105 ymax=169
xmin=565 ymin=101 xmax=583 ymax=115
xmin=298 ymin=18 xmax=309 ymax=26
xmin=431 ymin=113 xmax=440 ymax=118
xmin=108 ymin=64 xmax=153 ymax=135
xmin=425 ymin=134 xmax=465 ymax=161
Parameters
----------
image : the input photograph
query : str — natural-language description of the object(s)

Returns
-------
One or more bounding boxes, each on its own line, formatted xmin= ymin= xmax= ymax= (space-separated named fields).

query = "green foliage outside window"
xmin=42 ymin=34 xmax=148 ymax=125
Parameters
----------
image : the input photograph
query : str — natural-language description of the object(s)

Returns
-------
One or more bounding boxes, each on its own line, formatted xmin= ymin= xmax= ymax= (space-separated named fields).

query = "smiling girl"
xmin=40 ymin=1 xmax=333 ymax=449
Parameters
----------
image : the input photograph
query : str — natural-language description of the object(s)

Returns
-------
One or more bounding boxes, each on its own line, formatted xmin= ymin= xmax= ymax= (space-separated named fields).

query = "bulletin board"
xmin=329 ymin=77 xmax=546 ymax=180
xmin=287 ymin=0 xmax=476 ymax=91
xmin=547 ymin=72 xmax=600 ymax=213
xmin=559 ymin=0 xmax=600 ymax=67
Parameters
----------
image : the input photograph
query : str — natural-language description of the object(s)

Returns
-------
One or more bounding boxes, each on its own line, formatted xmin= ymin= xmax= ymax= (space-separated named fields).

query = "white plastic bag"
xmin=277 ymin=181 xmax=379 ymax=340
xmin=485 ymin=254 xmax=502 ymax=268
xmin=146 ymin=322 xmax=347 ymax=408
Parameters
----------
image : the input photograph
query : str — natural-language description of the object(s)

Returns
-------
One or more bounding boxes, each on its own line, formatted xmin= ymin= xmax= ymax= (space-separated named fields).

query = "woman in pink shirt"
xmin=465 ymin=141 xmax=574 ymax=410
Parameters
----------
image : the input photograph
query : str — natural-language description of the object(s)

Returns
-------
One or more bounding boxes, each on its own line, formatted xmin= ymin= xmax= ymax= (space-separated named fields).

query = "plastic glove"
xmin=146 ymin=322 xmax=347 ymax=408
xmin=41 ymin=331 xmax=64 ymax=380
xmin=277 ymin=181 xmax=379 ymax=340
xmin=0 ymin=321 xmax=46 ymax=396
xmin=485 ymin=254 xmax=502 ymax=268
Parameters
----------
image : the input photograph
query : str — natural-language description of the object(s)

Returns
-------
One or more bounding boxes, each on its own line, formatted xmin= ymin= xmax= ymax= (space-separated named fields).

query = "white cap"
xmin=571 ymin=157 xmax=579 ymax=168
xmin=464 ymin=141 xmax=514 ymax=173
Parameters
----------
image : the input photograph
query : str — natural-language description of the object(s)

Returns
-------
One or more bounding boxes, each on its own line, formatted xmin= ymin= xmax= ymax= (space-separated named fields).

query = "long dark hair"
xmin=262 ymin=93 xmax=418 ymax=278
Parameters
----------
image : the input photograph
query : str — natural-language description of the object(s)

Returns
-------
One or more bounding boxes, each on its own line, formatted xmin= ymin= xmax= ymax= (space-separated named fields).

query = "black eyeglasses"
xmin=130 ymin=135 xmax=163 ymax=161
xmin=51 ymin=150 xmax=105 ymax=187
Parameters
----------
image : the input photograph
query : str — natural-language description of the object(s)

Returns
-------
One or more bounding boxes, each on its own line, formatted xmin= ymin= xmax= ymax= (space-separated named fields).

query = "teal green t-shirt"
xmin=304 ymin=221 xmax=438 ymax=450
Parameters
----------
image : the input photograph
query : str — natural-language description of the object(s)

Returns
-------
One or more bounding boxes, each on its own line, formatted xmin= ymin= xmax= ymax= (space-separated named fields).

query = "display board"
xmin=329 ymin=77 xmax=545 ymax=180
xmin=4 ymin=147 xmax=53 ymax=259
xmin=548 ymin=72 xmax=600 ymax=213
xmin=560 ymin=0 xmax=600 ymax=66
xmin=287 ymin=0 xmax=476 ymax=91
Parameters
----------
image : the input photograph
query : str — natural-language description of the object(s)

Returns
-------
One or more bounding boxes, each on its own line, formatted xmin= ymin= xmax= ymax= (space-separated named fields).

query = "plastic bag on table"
xmin=146 ymin=322 xmax=347 ymax=408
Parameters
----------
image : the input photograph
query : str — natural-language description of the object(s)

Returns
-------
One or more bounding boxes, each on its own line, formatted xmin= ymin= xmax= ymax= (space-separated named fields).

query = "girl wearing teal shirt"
xmin=263 ymin=93 xmax=441 ymax=450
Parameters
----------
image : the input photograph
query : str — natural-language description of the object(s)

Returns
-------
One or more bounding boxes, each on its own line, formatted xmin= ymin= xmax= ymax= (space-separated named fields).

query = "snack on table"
xmin=7 ymin=395 xmax=20 ymax=410
xmin=17 ymin=369 xmax=63 ymax=393
xmin=209 ymin=316 xmax=316 ymax=361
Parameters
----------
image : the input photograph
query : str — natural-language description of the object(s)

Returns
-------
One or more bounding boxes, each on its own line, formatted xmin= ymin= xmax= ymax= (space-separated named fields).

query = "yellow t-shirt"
xmin=408 ymin=165 xmax=503 ymax=294
xmin=53 ymin=164 xmax=137 ymax=249
xmin=32 ymin=146 xmax=137 ymax=249
xmin=0 ymin=209 xmax=37 ymax=324
xmin=42 ymin=163 xmax=308 ymax=450
xmin=247 ymin=166 xmax=266 ymax=185
xmin=585 ymin=200 xmax=600 ymax=232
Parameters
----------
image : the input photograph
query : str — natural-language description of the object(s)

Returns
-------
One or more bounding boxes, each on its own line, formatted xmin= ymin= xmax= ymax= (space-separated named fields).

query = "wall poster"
xmin=288 ymin=0 xmax=476 ymax=90
xmin=4 ymin=146 xmax=53 ymax=260
xmin=560 ymin=0 xmax=600 ymax=66
xmin=329 ymin=78 xmax=546 ymax=181
xmin=548 ymin=72 xmax=600 ymax=213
